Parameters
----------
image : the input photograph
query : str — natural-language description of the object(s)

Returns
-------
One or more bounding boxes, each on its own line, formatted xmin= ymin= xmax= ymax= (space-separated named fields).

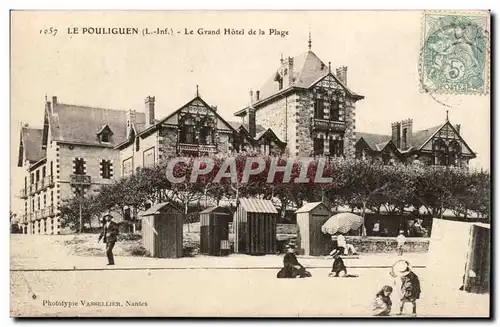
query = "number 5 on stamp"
xmin=419 ymin=11 xmax=490 ymax=95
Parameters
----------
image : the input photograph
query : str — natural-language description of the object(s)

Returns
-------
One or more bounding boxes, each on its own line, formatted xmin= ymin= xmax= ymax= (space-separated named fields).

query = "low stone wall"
xmin=345 ymin=236 xmax=429 ymax=253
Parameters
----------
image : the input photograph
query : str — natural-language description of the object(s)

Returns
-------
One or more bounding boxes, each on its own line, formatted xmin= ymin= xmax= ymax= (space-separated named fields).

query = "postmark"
xmin=420 ymin=11 xmax=490 ymax=95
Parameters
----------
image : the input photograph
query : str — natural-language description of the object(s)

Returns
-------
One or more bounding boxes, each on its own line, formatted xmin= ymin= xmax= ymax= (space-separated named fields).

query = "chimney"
xmin=46 ymin=100 xmax=51 ymax=113
xmin=145 ymin=96 xmax=155 ymax=127
xmin=248 ymin=90 xmax=256 ymax=138
xmin=336 ymin=66 xmax=348 ymax=85
xmin=52 ymin=96 xmax=57 ymax=107
xmin=286 ymin=57 xmax=294 ymax=87
xmin=401 ymin=119 xmax=413 ymax=149
xmin=391 ymin=122 xmax=401 ymax=148
xmin=455 ymin=124 xmax=461 ymax=134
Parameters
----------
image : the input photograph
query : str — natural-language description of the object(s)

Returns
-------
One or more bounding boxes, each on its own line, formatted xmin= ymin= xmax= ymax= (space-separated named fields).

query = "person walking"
xmin=98 ymin=213 xmax=119 ymax=266
xmin=396 ymin=230 xmax=406 ymax=256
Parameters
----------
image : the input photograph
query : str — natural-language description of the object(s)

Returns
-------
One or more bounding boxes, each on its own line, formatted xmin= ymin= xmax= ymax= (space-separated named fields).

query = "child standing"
xmin=396 ymin=230 xmax=406 ymax=256
xmin=390 ymin=260 xmax=421 ymax=316
xmin=372 ymin=285 xmax=393 ymax=316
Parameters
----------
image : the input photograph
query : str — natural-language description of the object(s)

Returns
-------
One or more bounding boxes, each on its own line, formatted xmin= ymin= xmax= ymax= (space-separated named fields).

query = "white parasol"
xmin=321 ymin=212 xmax=364 ymax=235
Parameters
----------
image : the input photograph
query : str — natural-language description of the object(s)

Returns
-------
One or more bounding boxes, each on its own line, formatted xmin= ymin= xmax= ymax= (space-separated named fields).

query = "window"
xmin=180 ymin=119 xmax=196 ymax=144
xmin=101 ymin=160 xmax=112 ymax=179
xmin=35 ymin=170 xmax=40 ymax=183
xmin=135 ymin=137 xmax=140 ymax=151
xmin=143 ymin=147 xmax=155 ymax=167
xmin=402 ymin=128 xmax=408 ymax=148
xmin=37 ymin=196 xmax=40 ymax=210
xmin=330 ymin=101 xmax=340 ymax=121
xmin=42 ymin=166 xmax=46 ymax=178
xmin=101 ymin=130 xmax=110 ymax=143
xmin=329 ymin=139 xmax=344 ymax=157
xmin=313 ymin=138 xmax=324 ymax=155
xmin=24 ymin=177 xmax=27 ymax=190
xmin=74 ymin=158 xmax=85 ymax=175
xmin=51 ymin=191 xmax=54 ymax=206
xmin=199 ymin=126 xmax=213 ymax=145
xmin=50 ymin=161 xmax=53 ymax=176
xmin=30 ymin=173 xmax=34 ymax=184
xmin=314 ymin=99 xmax=324 ymax=119
xmin=43 ymin=194 xmax=46 ymax=207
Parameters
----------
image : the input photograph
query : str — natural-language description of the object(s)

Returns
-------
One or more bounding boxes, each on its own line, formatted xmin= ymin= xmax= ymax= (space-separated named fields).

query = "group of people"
xmin=276 ymin=234 xmax=422 ymax=317
xmin=373 ymin=259 xmax=422 ymax=316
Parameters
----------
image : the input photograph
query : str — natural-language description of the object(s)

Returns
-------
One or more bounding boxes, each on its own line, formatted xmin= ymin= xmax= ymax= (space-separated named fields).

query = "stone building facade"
xmin=115 ymin=94 xmax=286 ymax=176
xmin=355 ymin=116 xmax=476 ymax=167
xmin=233 ymin=45 xmax=364 ymax=158
xmin=17 ymin=96 xmax=138 ymax=234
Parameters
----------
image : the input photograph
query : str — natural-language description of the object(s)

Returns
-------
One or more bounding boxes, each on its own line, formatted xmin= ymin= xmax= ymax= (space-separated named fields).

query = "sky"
xmin=10 ymin=11 xmax=491 ymax=213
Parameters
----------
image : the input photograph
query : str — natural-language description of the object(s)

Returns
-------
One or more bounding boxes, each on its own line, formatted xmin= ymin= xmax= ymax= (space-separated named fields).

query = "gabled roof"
xmin=411 ymin=124 xmax=443 ymax=150
xmin=20 ymin=127 xmax=46 ymax=162
xmin=254 ymin=128 xmax=286 ymax=145
xmin=234 ymin=50 xmax=363 ymax=116
xmin=140 ymin=202 xmax=181 ymax=216
xmin=116 ymin=96 xmax=240 ymax=150
xmin=356 ymin=132 xmax=392 ymax=151
xmin=97 ymin=124 xmax=114 ymax=136
xmin=227 ymin=121 xmax=266 ymax=135
xmin=295 ymin=202 xmax=329 ymax=213
xmin=199 ymin=206 xmax=231 ymax=215
xmin=49 ymin=102 xmax=146 ymax=147
xmin=238 ymin=198 xmax=278 ymax=213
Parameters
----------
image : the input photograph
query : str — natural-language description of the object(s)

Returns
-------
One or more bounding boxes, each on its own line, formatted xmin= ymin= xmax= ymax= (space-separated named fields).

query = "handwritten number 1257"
xmin=40 ymin=27 xmax=58 ymax=36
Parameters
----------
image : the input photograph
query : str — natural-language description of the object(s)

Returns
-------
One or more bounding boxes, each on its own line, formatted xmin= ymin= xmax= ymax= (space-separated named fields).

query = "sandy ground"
xmin=10 ymin=235 xmax=490 ymax=317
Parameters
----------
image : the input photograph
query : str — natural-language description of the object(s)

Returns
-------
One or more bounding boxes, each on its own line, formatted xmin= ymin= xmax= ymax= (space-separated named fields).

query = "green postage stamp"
xmin=420 ymin=11 xmax=490 ymax=95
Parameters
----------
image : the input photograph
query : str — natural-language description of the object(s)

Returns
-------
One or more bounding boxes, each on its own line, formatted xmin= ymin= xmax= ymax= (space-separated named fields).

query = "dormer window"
xmin=97 ymin=124 xmax=113 ymax=143
xmin=101 ymin=130 xmax=110 ymax=143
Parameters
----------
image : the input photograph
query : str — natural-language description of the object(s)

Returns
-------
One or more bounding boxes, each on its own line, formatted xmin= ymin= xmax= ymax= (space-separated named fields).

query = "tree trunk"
xmin=185 ymin=201 xmax=190 ymax=232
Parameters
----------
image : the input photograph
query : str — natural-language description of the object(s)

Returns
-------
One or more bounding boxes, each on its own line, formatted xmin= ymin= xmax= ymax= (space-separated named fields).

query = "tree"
xmin=59 ymin=194 xmax=103 ymax=232
xmin=10 ymin=211 xmax=22 ymax=234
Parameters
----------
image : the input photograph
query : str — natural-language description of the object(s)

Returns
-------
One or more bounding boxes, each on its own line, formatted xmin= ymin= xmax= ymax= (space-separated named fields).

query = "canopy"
xmin=321 ymin=212 xmax=364 ymax=235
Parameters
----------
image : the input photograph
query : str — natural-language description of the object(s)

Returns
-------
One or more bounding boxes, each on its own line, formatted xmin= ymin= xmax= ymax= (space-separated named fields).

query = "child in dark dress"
xmin=277 ymin=245 xmax=311 ymax=278
xmin=328 ymin=250 xmax=347 ymax=277
xmin=390 ymin=260 xmax=421 ymax=316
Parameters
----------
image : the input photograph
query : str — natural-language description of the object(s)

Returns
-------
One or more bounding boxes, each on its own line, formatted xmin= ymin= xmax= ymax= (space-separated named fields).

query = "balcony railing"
xmin=312 ymin=118 xmax=347 ymax=133
xmin=20 ymin=189 xmax=27 ymax=199
xmin=34 ymin=176 xmax=55 ymax=194
xmin=178 ymin=143 xmax=217 ymax=154
xmin=70 ymin=174 xmax=92 ymax=186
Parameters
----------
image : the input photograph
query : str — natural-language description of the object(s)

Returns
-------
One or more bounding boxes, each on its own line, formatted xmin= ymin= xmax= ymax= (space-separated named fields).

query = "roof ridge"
xmin=56 ymin=102 xmax=143 ymax=114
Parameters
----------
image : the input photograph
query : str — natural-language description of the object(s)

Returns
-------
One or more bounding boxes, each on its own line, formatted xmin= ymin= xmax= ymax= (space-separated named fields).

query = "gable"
xmin=420 ymin=122 xmax=475 ymax=156
xmin=311 ymin=74 xmax=345 ymax=93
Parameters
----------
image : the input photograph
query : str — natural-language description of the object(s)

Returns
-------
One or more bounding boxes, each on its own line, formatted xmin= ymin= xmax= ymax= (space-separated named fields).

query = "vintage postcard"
xmin=10 ymin=10 xmax=491 ymax=318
